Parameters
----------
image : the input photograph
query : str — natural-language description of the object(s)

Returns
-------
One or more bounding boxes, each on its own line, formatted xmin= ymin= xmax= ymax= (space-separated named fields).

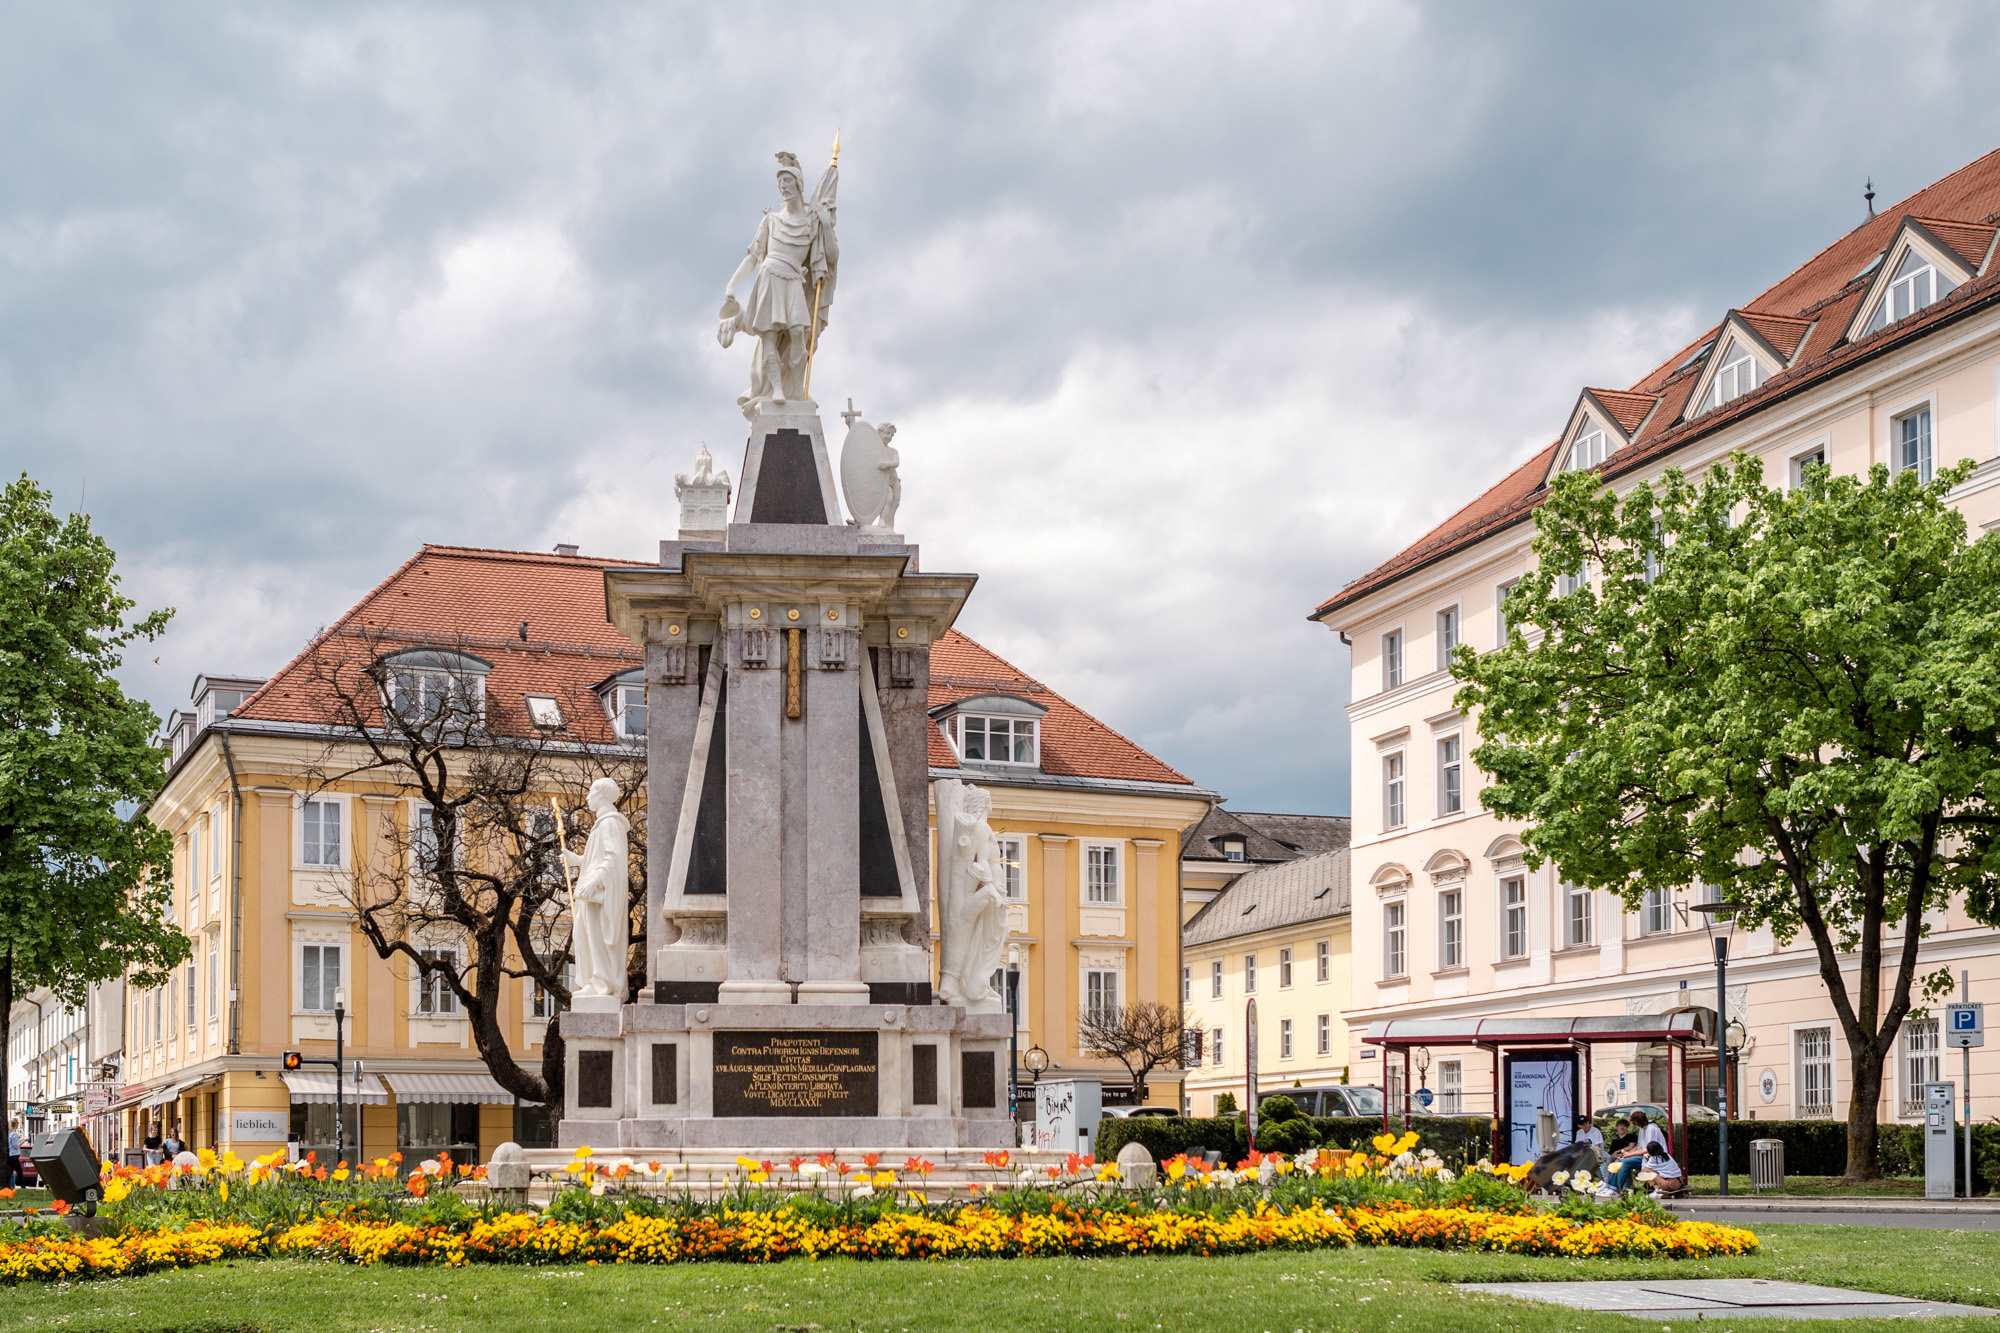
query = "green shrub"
xmin=1095 ymin=1114 xmax=1247 ymax=1164
xmin=1254 ymin=1118 xmax=1317 ymax=1158
xmin=1214 ymin=1092 xmax=1237 ymax=1116
xmin=1258 ymin=1095 xmax=1302 ymax=1125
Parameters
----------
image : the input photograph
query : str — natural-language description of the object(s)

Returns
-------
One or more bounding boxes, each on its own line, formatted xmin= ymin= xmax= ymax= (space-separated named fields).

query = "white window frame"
xmin=1380 ymin=628 xmax=1403 ymax=691
xmin=1278 ymin=946 xmax=1293 ymax=989
xmin=1705 ymin=340 xmax=1762 ymax=412
xmin=1438 ymin=1059 xmax=1463 ymax=1114
xmin=1438 ymin=887 xmax=1464 ymax=970
xmin=1081 ymin=840 xmax=1124 ymax=905
xmin=207 ymin=935 xmax=219 ymax=1025
xmin=957 ymin=713 xmax=1039 ymax=766
xmin=1316 ymin=1013 xmax=1330 ymax=1057
xmin=1787 ymin=440 xmax=1829 ymax=491
xmin=1865 ymin=243 xmax=1958 ymax=334
xmin=1898 ymin=1016 xmax=1942 ymax=1119
xmin=1436 ymin=734 xmax=1463 ymax=817
xmin=1890 ymin=400 xmax=1935 ymax=483
xmin=530 ymin=959 xmax=575 ymax=1022
xmin=1279 ymin=1018 xmax=1294 ymax=1060
xmin=1383 ymin=899 xmax=1408 ymax=980
xmin=1082 ymin=968 xmax=1119 ymax=1028
xmin=1211 ymin=1028 xmax=1224 ymax=1068
xmin=1382 ymin=751 xmax=1405 ymax=830
xmin=1435 ymin=605 xmax=1460 ymax=671
xmin=1209 ymin=959 xmax=1223 ymax=999
xmin=296 ymin=794 xmax=349 ymax=871
xmin=1561 ymin=881 xmax=1595 ymax=949
xmin=1316 ymin=939 xmax=1330 ymax=983
xmin=1243 ymin=952 xmax=1257 ymax=993
xmin=1495 ymin=578 xmax=1518 ymax=648
xmin=605 ymin=681 xmax=646 ymax=743
xmin=1180 ymin=965 xmax=1189 ymax=1005
xmin=207 ymin=804 xmax=224 ymax=882
xmin=525 ymin=694 xmax=564 ymax=729
xmin=185 ymin=960 xmax=197 ymax=1032
xmin=1641 ymin=886 xmax=1674 ymax=937
xmin=408 ymin=801 xmax=461 ymax=893
xmin=385 ymin=663 xmax=486 ymax=727
xmin=296 ymin=940 xmax=344 ymax=1014
xmin=416 ymin=946 xmax=463 ymax=1018
xmin=996 ymin=834 xmax=1027 ymax=901
xmin=1566 ymin=425 xmax=1608 ymax=472
xmin=1794 ymin=1024 xmax=1835 ymax=1119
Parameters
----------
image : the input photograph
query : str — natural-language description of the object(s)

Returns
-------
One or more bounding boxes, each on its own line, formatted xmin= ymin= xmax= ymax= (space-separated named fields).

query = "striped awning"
xmin=281 ymin=1070 xmax=388 ymax=1106
xmin=380 ymin=1071 xmax=514 ymax=1105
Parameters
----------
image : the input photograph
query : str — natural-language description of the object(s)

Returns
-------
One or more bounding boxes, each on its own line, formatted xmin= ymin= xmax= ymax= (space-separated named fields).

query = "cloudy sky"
xmin=8 ymin=3 xmax=2000 ymax=815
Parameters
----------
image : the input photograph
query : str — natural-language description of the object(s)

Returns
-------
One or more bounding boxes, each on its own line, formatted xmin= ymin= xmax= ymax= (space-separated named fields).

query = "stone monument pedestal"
xmin=557 ymin=401 xmax=1009 ymax=1155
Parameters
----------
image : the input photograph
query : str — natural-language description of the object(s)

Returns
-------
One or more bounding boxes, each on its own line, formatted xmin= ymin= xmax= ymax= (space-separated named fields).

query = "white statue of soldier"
xmin=719 ymin=148 xmax=840 ymax=417
xmin=934 ymin=778 xmax=1008 ymax=1013
xmin=561 ymin=777 xmax=630 ymax=1000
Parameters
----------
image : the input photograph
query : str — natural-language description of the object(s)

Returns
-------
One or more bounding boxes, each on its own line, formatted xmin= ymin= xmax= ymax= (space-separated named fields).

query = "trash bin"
xmin=1750 ymin=1137 xmax=1784 ymax=1192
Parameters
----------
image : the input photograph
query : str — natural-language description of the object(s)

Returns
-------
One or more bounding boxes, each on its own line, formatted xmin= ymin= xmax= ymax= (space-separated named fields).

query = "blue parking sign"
xmin=1947 ymin=1003 xmax=1984 ymax=1047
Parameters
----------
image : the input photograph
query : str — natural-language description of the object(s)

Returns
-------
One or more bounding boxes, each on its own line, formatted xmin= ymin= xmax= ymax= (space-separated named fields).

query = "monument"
xmin=554 ymin=143 xmax=1012 ymax=1151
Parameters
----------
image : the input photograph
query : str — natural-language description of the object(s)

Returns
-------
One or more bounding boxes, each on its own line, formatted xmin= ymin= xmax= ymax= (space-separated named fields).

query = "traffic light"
xmin=282 ymin=1052 xmax=303 ymax=1071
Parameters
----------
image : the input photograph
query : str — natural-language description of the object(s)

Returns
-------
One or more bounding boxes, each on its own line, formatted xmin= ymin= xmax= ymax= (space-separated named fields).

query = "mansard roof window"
xmin=598 ymin=671 xmax=647 ymax=743
xmin=377 ymin=649 xmax=490 ymax=730
xmin=1863 ymin=245 xmax=1959 ymax=335
xmin=1564 ymin=425 xmax=1609 ymax=472
xmin=1703 ymin=338 xmax=1762 ymax=413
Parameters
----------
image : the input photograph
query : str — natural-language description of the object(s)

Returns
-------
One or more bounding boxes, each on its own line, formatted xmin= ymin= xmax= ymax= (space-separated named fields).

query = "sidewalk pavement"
xmin=1669 ymin=1195 xmax=2000 ymax=1215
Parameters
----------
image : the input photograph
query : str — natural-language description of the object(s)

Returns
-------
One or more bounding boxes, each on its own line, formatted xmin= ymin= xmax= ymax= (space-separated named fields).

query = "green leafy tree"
xmin=1454 ymin=455 xmax=2000 ymax=1179
xmin=0 ymin=474 xmax=189 ymax=1128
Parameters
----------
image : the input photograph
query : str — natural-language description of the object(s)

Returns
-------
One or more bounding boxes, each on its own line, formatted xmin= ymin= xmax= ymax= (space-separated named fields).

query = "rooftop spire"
xmin=1865 ymin=175 xmax=1876 ymax=219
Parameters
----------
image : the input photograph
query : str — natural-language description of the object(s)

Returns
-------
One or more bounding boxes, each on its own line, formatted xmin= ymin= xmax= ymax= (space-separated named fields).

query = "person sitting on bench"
xmin=1597 ymin=1111 xmax=1667 ymax=1197
xmin=1637 ymin=1139 xmax=1688 ymax=1198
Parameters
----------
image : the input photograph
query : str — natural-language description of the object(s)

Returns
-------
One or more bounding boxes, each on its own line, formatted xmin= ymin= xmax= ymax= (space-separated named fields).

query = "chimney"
xmin=553 ymin=542 xmax=580 ymax=557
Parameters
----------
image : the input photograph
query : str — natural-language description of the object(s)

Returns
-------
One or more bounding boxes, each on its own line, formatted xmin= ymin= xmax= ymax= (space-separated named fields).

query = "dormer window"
xmin=1221 ymin=836 xmax=1247 ymax=863
xmin=1704 ymin=339 xmax=1762 ymax=412
xmin=1564 ymin=427 xmax=1608 ymax=472
xmin=379 ymin=650 xmax=489 ymax=728
xmin=1866 ymin=247 xmax=1957 ymax=333
xmin=958 ymin=714 xmax=1038 ymax=765
xmin=597 ymin=672 xmax=646 ymax=742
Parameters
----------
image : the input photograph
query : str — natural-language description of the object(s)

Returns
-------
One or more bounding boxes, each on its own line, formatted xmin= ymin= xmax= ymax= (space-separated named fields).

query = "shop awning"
xmin=1362 ymin=1009 xmax=1716 ymax=1048
xmin=380 ymin=1071 xmax=514 ymax=1105
xmin=281 ymin=1070 xmax=387 ymax=1105
xmin=137 ymin=1075 xmax=222 ymax=1110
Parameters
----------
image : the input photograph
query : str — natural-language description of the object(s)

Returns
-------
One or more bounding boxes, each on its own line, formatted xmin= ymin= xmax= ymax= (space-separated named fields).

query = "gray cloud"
xmin=6 ymin=1 xmax=2000 ymax=815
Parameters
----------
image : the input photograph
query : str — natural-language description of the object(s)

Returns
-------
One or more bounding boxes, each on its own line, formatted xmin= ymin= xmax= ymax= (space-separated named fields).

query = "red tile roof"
xmin=234 ymin=545 xmax=1194 ymax=788
xmin=927 ymin=629 xmax=1195 ymax=786
xmin=1315 ymin=145 xmax=2000 ymax=620
xmin=1585 ymin=388 xmax=1658 ymax=437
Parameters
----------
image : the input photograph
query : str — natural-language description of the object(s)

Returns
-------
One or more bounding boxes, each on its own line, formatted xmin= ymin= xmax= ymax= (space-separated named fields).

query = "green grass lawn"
xmin=2 ymin=1224 xmax=1997 ymax=1332
xmin=1687 ymin=1173 xmax=1928 ymax=1197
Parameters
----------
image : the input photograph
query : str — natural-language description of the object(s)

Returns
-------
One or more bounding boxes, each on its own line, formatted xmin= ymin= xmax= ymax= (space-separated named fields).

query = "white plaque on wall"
xmin=229 ymin=1110 xmax=289 ymax=1140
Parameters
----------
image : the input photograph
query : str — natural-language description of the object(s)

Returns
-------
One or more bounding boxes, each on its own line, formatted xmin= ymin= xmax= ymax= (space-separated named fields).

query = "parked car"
xmin=1594 ymin=1102 xmax=1673 ymax=1127
xmin=1259 ymin=1085 xmax=1433 ymax=1118
xmin=1102 ymin=1105 xmax=1180 ymax=1119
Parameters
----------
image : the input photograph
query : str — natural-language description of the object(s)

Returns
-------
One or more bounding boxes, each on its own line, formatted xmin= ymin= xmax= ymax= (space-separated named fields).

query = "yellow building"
xmin=119 ymin=547 xmax=1212 ymax=1159
xmin=926 ymin=631 xmax=1213 ymax=1109
xmin=1182 ymin=849 xmax=1352 ymax=1116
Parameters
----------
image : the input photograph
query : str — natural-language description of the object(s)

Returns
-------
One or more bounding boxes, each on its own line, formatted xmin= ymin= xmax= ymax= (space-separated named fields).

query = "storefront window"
xmin=397 ymin=1101 xmax=479 ymax=1162
xmin=288 ymin=1102 xmax=359 ymax=1160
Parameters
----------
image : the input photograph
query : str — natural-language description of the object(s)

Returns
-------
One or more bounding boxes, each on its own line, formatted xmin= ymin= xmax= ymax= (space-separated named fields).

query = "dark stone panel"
xmin=687 ymin=674 xmax=728 ymax=893
xmin=858 ymin=691 xmax=900 ymax=896
xmin=911 ymin=1043 xmax=938 ymax=1107
xmin=961 ymin=1050 xmax=997 ymax=1110
xmin=651 ymin=1042 xmax=678 ymax=1105
xmin=577 ymin=1050 xmax=614 ymax=1109
xmin=697 ymin=645 xmax=712 ymax=701
xmin=712 ymin=1031 xmax=878 ymax=1117
xmin=866 ymin=981 xmax=932 ymax=1006
xmin=654 ymin=981 xmax=721 ymax=1005
xmin=748 ymin=429 xmax=830 ymax=524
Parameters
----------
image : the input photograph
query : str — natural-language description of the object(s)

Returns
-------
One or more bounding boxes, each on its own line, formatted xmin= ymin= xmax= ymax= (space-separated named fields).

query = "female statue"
xmin=934 ymin=778 xmax=1009 ymax=1013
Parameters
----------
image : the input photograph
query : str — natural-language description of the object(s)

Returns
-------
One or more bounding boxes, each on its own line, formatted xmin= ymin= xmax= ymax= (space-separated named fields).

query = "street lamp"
xmin=1005 ymin=944 xmax=1022 ymax=1134
xmin=333 ymin=988 xmax=347 ymax=1166
xmin=1690 ymin=901 xmax=1739 ymax=1195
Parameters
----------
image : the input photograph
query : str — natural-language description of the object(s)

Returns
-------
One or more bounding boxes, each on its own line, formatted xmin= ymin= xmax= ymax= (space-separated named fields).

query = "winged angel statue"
xmin=719 ymin=142 xmax=840 ymax=417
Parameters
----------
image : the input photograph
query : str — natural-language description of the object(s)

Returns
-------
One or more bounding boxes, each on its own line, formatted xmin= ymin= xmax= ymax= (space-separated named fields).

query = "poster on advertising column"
xmin=1504 ymin=1051 xmax=1577 ymax=1164
xmin=1244 ymin=997 xmax=1259 ymax=1144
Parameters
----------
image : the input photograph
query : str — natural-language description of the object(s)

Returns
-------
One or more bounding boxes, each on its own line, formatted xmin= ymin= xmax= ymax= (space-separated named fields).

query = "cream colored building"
xmin=1313 ymin=149 xmax=2000 ymax=1128
xmin=1182 ymin=850 xmax=1352 ymax=1116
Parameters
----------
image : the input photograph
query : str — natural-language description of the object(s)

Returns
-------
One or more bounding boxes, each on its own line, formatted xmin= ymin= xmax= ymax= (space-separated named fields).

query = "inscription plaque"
xmin=577 ymin=1049 xmax=614 ymax=1109
xmin=712 ymin=1030 xmax=879 ymax=1117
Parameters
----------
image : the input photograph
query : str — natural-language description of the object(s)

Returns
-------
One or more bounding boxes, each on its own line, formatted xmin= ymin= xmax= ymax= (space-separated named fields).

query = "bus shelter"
xmin=1361 ymin=1010 xmax=1715 ymax=1165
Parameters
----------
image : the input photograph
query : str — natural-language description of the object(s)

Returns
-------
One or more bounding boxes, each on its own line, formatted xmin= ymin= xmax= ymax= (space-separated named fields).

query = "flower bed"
xmin=0 ymin=1139 xmax=1756 ymax=1285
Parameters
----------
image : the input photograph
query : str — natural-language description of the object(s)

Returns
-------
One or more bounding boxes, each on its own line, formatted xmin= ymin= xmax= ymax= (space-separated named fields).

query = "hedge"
xmin=1097 ymin=1113 xmax=2000 ymax=1191
xmin=1096 ymin=1115 xmax=1492 ymax=1167
xmin=1679 ymin=1118 xmax=2000 ymax=1191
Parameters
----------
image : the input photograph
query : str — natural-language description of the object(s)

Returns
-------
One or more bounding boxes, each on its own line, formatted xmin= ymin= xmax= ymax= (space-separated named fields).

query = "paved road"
xmin=1673 ymin=1202 xmax=2000 ymax=1231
